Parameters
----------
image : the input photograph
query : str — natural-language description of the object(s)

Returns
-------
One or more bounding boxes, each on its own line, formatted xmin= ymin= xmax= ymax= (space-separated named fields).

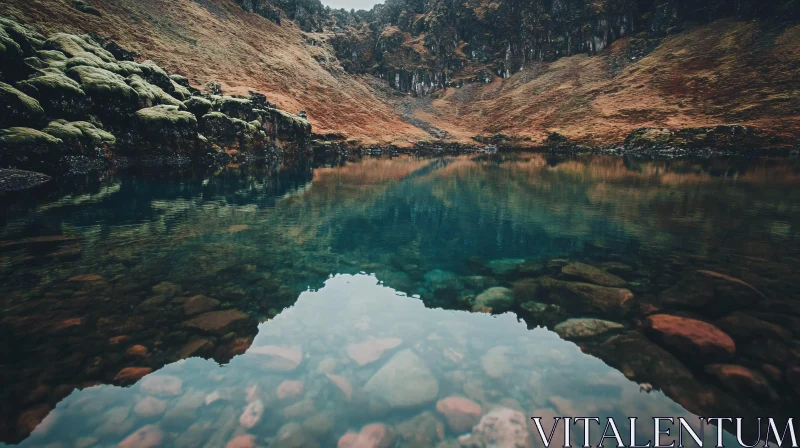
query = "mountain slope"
xmin=0 ymin=0 xmax=430 ymax=145
xmin=2 ymin=0 xmax=799 ymax=147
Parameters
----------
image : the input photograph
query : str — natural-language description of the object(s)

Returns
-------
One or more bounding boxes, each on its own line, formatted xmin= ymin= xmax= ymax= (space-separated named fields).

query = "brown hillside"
xmin=0 ymin=0 xmax=430 ymax=146
xmin=2 ymin=0 xmax=799 ymax=146
xmin=394 ymin=19 xmax=800 ymax=145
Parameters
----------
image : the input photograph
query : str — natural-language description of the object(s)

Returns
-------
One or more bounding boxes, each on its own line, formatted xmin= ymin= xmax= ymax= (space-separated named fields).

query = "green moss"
xmin=66 ymin=65 xmax=139 ymax=112
xmin=0 ymin=127 xmax=65 ymax=170
xmin=214 ymin=96 xmax=257 ymax=121
xmin=200 ymin=112 xmax=247 ymax=144
xmin=44 ymin=119 xmax=116 ymax=147
xmin=127 ymin=74 xmax=182 ymax=108
xmin=17 ymin=72 xmax=88 ymax=118
xmin=170 ymin=79 xmax=191 ymax=100
xmin=184 ymin=96 xmax=213 ymax=118
xmin=0 ymin=81 xmax=45 ymax=128
xmin=135 ymin=105 xmax=198 ymax=142
xmin=37 ymin=50 xmax=68 ymax=63
xmin=0 ymin=17 xmax=44 ymax=57
xmin=44 ymin=33 xmax=115 ymax=64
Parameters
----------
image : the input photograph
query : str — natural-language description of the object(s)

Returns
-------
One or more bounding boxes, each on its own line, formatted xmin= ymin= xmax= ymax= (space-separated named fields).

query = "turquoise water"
xmin=0 ymin=153 xmax=798 ymax=446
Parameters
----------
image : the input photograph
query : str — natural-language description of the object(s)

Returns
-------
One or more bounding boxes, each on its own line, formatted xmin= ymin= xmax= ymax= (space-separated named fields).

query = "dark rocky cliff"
xmin=245 ymin=0 xmax=799 ymax=96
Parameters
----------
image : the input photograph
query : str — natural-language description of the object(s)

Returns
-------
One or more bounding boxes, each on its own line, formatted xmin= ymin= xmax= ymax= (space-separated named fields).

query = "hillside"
xmin=1 ymin=0 xmax=799 ymax=147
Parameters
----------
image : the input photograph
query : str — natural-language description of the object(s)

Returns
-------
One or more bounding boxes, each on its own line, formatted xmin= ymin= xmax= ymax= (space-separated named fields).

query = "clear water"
xmin=0 ymin=153 xmax=798 ymax=447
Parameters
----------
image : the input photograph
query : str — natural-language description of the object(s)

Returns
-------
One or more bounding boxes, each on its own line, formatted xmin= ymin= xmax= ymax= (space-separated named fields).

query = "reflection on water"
xmin=1 ymin=153 xmax=799 ymax=446
xmin=11 ymin=274 xmax=732 ymax=448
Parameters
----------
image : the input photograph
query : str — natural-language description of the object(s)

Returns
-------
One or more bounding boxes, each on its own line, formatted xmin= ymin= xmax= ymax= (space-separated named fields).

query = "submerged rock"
xmin=249 ymin=345 xmax=303 ymax=371
xmin=338 ymin=423 xmax=396 ymax=448
xmin=346 ymin=338 xmax=402 ymax=366
xmin=474 ymin=287 xmax=514 ymax=312
xmin=184 ymin=309 xmax=250 ymax=335
xmin=364 ymin=349 xmax=439 ymax=409
xmin=561 ymin=262 xmax=626 ymax=287
xmin=481 ymin=346 xmax=512 ymax=378
xmin=0 ymin=81 xmax=45 ymax=128
xmin=539 ymin=278 xmax=634 ymax=318
xmin=644 ymin=314 xmax=735 ymax=363
xmin=457 ymin=407 xmax=532 ymax=448
xmin=705 ymin=364 xmax=777 ymax=400
xmin=436 ymin=396 xmax=482 ymax=434
xmin=553 ymin=318 xmax=624 ymax=339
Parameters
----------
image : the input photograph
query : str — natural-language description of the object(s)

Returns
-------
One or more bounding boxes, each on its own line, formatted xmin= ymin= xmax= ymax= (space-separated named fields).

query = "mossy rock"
xmin=624 ymin=127 xmax=674 ymax=149
xmin=44 ymin=119 xmax=115 ymax=150
xmin=135 ymin=105 xmax=198 ymax=143
xmin=200 ymin=112 xmax=247 ymax=145
xmin=66 ymin=65 xmax=139 ymax=115
xmin=183 ymin=96 xmax=212 ymax=118
xmin=17 ymin=72 xmax=89 ymax=118
xmin=37 ymin=49 xmax=68 ymax=63
xmin=170 ymin=74 xmax=190 ymax=88
xmin=1 ymin=28 xmax=27 ymax=82
xmin=213 ymin=96 xmax=257 ymax=121
xmin=170 ymin=79 xmax=191 ymax=100
xmin=44 ymin=33 xmax=115 ymax=64
xmin=138 ymin=60 xmax=181 ymax=98
xmin=72 ymin=0 xmax=102 ymax=16
xmin=0 ymin=127 xmax=64 ymax=170
xmin=127 ymin=74 xmax=183 ymax=108
xmin=261 ymin=107 xmax=311 ymax=140
xmin=0 ymin=81 xmax=45 ymax=128
xmin=0 ymin=17 xmax=45 ymax=57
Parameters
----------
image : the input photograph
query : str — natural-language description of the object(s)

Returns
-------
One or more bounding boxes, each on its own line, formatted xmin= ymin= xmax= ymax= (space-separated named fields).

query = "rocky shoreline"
xmin=0 ymin=15 xmax=311 ymax=187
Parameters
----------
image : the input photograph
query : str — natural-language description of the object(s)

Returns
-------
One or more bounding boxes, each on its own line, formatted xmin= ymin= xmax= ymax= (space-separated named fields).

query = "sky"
xmin=321 ymin=0 xmax=383 ymax=11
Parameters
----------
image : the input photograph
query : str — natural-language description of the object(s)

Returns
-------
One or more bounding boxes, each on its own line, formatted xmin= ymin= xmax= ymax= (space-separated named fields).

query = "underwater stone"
xmin=0 ymin=81 xmax=45 ymax=128
xmin=553 ymin=318 xmax=624 ymax=340
xmin=364 ymin=349 xmax=439 ymax=409
xmin=644 ymin=314 xmax=735 ymax=363
xmin=561 ymin=262 xmax=626 ymax=287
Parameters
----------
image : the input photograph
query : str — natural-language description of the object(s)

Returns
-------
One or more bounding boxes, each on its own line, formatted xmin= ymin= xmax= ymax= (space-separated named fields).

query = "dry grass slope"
xmin=0 ymin=0 xmax=430 ymax=145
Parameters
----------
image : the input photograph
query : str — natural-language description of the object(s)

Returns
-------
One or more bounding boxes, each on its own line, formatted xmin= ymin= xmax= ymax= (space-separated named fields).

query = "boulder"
xmin=659 ymin=270 xmax=765 ymax=314
xmin=561 ymin=262 xmax=626 ymax=287
xmin=127 ymin=74 xmax=183 ymax=108
xmin=248 ymin=345 xmax=302 ymax=371
xmin=487 ymin=258 xmax=526 ymax=276
xmin=0 ymin=127 xmax=64 ymax=170
xmin=346 ymin=338 xmax=402 ymax=366
xmin=644 ymin=314 xmax=735 ymax=363
xmin=66 ymin=65 xmax=139 ymax=114
xmin=474 ymin=287 xmax=514 ymax=312
xmin=214 ymin=96 xmax=257 ymax=121
xmin=0 ymin=81 xmax=45 ymax=128
xmin=0 ymin=17 xmax=44 ymax=57
xmin=43 ymin=119 xmax=115 ymax=152
xmin=201 ymin=111 xmax=247 ymax=145
xmin=338 ymin=423 xmax=396 ymax=448
xmin=436 ymin=396 xmax=481 ymax=433
xmin=395 ymin=411 xmax=446 ymax=446
xmin=481 ymin=345 xmax=512 ymax=378
xmin=364 ymin=349 xmax=439 ymax=409
xmin=0 ymin=168 xmax=51 ymax=192
xmin=539 ymin=278 xmax=634 ymax=318
xmin=183 ymin=295 xmax=220 ymax=316
xmin=184 ymin=96 xmax=213 ymax=118
xmin=553 ymin=318 xmax=624 ymax=339
xmin=135 ymin=105 xmax=198 ymax=144
xmin=457 ymin=408 xmax=532 ymax=448
xmin=44 ymin=33 xmax=115 ymax=64
xmin=715 ymin=312 xmax=791 ymax=342
xmin=140 ymin=374 xmax=182 ymax=396
xmin=16 ymin=72 xmax=89 ymax=118
xmin=705 ymin=364 xmax=777 ymax=400
xmin=184 ymin=309 xmax=250 ymax=335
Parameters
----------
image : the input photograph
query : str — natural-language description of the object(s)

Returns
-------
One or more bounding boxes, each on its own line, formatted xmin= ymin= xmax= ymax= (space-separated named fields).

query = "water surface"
xmin=1 ymin=153 xmax=798 ymax=446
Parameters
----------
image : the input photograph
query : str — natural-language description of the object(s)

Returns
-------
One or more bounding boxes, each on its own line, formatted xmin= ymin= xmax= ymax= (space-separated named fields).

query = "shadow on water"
xmin=0 ymin=152 xmax=799 ymax=445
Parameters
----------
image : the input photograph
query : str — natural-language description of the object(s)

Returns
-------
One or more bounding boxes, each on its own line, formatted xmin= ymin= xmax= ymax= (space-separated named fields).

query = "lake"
xmin=0 ymin=152 xmax=798 ymax=447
